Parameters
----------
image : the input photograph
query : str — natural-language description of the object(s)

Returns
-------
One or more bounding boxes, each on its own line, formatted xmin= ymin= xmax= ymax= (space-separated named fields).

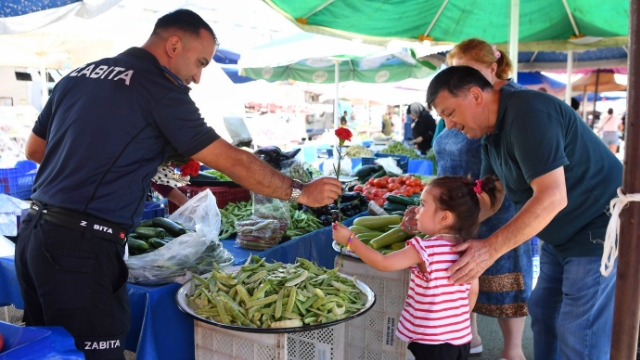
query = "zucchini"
xmin=371 ymin=169 xmax=386 ymax=179
xmin=369 ymin=227 xmax=409 ymax=250
xmin=128 ymin=238 xmax=150 ymax=254
xmin=391 ymin=211 xmax=407 ymax=216
xmin=386 ymin=195 xmax=419 ymax=207
xmin=383 ymin=202 xmax=408 ymax=213
xmin=139 ymin=219 xmax=154 ymax=227
xmin=135 ymin=226 xmax=166 ymax=239
xmin=151 ymin=217 xmax=187 ymax=237
xmin=353 ymin=215 xmax=402 ymax=230
xmin=348 ymin=225 xmax=375 ymax=234
xmin=353 ymin=165 xmax=379 ymax=178
xmin=149 ymin=237 xmax=169 ymax=249
xmin=356 ymin=231 xmax=385 ymax=241
xmin=381 ymin=249 xmax=397 ymax=255
xmin=390 ymin=241 xmax=407 ymax=250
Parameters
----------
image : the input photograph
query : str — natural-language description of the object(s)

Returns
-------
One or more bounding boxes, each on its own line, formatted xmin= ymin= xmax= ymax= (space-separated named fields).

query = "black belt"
xmin=29 ymin=202 xmax=127 ymax=246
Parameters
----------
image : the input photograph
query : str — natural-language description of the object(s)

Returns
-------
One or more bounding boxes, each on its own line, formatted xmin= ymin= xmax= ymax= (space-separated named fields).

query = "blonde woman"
xmin=431 ymin=38 xmax=532 ymax=360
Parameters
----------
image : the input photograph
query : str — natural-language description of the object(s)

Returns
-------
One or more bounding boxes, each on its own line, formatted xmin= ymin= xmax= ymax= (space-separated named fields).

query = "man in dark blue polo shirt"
xmin=17 ymin=9 xmax=341 ymax=359
xmin=426 ymin=66 xmax=622 ymax=360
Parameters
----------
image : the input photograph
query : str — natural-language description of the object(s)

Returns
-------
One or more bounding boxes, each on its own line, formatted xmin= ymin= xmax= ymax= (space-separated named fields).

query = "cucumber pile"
xmin=128 ymin=217 xmax=189 ymax=256
xmin=348 ymin=215 xmax=420 ymax=254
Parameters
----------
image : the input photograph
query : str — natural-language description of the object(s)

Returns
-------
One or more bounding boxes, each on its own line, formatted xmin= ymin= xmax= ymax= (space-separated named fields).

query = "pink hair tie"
xmin=491 ymin=45 xmax=501 ymax=60
xmin=474 ymin=180 xmax=483 ymax=195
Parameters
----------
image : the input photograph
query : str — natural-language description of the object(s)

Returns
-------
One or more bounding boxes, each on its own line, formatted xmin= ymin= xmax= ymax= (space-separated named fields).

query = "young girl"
xmin=333 ymin=175 xmax=500 ymax=360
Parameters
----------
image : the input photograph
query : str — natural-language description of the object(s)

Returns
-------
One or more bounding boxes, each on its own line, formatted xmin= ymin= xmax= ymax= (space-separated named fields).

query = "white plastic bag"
xmin=375 ymin=157 xmax=403 ymax=176
xmin=321 ymin=157 xmax=352 ymax=177
xmin=0 ymin=235 xmax=15 ymax=257
xmin=126 ymin=190 xmax=233 ymax=285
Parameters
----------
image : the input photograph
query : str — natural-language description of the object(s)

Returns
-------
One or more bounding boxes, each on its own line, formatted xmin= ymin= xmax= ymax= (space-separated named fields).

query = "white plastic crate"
xmin=334 ymin=256 xmax=411 ymax=360
xmin=195 ymin=320 xmax=345 ymax=360
xmin=0 ymin=305 xmax=24 ymax=325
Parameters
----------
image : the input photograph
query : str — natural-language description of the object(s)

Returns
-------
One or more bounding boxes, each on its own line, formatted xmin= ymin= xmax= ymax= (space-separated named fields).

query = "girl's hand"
xmin=332 ymin=222 xmax=351 ymax=245
xmin=400 ymin=206 xmax=420 ymax=234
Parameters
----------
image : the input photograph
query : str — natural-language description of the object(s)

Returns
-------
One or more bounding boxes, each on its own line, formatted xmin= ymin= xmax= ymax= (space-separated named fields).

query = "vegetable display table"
xmin=0 ymin=213 xmax=365 ymax=359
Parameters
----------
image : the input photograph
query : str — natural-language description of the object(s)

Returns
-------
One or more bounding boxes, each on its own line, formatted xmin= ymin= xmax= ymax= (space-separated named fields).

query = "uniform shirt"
xmin=396 ymin=237 xmax=472 ymax=346
xmin=31 ymin=47 xmax=219 ymax=231
xmin=481 ymin=87 xmax=622 ymax=257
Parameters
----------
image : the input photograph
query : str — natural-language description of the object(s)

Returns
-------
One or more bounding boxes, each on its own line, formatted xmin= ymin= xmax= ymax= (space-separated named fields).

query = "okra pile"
xmin=188 ymin=257 xmax=368 ymax=329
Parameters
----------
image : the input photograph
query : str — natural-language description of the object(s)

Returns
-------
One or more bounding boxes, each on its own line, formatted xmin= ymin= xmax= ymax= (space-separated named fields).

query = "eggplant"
xmin=330 ymin=210 xmax=341 ymax=222
xmin=341 ymin=192 xmax=363 ymax=203
xmin=319 ymin=215 xmax=333 ymax=227
xmin=254 ymin=146 xmax=283 ymax=169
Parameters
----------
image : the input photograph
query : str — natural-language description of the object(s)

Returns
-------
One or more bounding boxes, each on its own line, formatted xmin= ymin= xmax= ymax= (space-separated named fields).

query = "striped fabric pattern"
xmin=396 ymin=237 xmax=472 ymax=345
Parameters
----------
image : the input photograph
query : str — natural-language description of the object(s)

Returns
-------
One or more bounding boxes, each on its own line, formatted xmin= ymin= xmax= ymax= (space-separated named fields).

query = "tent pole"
xmin=40 ymin=64 xmax=47 ymax=109
xmin=508 ymin=0 xmax=520 ymax=81
xmin=582 ymin=87 xmax=588 ymax=125
xmin=610 ymin=0 xmax=640 ymax=357
xmin=592 ymin=68 xmax=600 ymax=122
xmin=565 ymin=51 xmax=573 ymax=105
xmin=334 ymin=60 xmax=340 ymax=129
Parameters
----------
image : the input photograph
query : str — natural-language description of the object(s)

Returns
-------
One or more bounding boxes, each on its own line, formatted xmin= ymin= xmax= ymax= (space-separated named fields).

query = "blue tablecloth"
xmin=0 ymin=213 xmax=365 ymax=359
xmin=0 ymin=322 xmax=84 ymax=359
xmin=0 ymin=256 xmax=195 ymax=360
xmin=408 ymin=159 xmax=434 ymax=175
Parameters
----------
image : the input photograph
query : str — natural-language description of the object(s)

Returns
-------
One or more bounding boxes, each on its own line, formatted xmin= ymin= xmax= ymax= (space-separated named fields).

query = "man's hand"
xmin=447 ymin=239 xmax=498 ymax=284
xmin=297 ymin=177 xmax=342 ymax=207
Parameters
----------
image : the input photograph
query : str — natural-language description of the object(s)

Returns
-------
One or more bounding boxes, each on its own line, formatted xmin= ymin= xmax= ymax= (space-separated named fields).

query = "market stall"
xmin=0 ymin=213 xmax=366 ymax=359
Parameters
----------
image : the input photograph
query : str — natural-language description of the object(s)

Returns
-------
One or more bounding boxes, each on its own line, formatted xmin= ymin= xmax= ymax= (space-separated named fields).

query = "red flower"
xmin=335 ymin=127 xmax=353 ymax=142
xmin=179 ymin=159 xmax=200 ymax=177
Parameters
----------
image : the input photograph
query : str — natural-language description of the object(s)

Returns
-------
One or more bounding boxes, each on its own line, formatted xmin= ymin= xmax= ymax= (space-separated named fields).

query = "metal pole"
xmin=565 ymin=51 xmax=573 ymax=105
xmin=610 ymin=0 xmax=640 ymax=358
xmin=508 ymin=0 xmax=520 ymax=81
xmin=40 ymin=65 xmax=47 ymax=109
xmin=334 ymin=60 xmax=340 ymax=129
xmin=592 ymin=69 xmax=600 ymax=121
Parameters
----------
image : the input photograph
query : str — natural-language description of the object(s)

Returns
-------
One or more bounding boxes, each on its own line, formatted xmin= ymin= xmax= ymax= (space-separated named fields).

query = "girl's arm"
xmin=468 ymin=278 xmax=479 ymax=313
xmin=333 ymin=222 xmax=422 ymax=272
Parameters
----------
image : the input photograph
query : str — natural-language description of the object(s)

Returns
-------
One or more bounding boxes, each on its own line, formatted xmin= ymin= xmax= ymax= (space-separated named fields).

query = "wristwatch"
xmin=289 ymin=179 xmax=304 ymax=202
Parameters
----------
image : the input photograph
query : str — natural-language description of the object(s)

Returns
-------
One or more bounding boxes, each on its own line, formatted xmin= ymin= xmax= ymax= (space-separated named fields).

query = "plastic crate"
xmin=374 ymin=153 xmax=409 ymax=173
xmin=0 ymin=305 xmax=24 ymax=325
xmin=335 ymin=256 xmax=411 ymax=360
xmin=0 ymin=162 xmax=37 ymax=200
xmin=168 ymin=185 xmax=251 ymax=214
xmin=195 ymin=320 xmax=345 ymax=360
xmin=141 ymin=201 xmax=166 ymax=220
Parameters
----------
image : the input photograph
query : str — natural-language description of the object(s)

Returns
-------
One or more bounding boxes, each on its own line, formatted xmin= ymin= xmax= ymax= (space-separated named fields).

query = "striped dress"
xmin=396 ymin=236 xmax=472 ymax=346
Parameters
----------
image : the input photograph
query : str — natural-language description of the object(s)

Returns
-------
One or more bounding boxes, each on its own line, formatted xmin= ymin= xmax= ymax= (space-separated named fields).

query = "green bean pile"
xmin=285 ymin=210 xmax=323 ymax=238
xmin=188 ymin=257 xmax=367 ymax=329
xmin=219 ymin=201 xmax=252 ymax=239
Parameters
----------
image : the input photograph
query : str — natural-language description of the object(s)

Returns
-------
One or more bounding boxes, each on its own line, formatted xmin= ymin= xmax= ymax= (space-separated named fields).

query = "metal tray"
xmin=332 ymin=240 xmax=361 ymax=260
xmin=175 ymin=268 xmax=375 ymax=334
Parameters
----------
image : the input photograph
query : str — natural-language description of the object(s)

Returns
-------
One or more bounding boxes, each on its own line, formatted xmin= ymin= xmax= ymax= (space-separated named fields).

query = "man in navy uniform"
xmin=17 ymin=9 xmax=341 ymax=359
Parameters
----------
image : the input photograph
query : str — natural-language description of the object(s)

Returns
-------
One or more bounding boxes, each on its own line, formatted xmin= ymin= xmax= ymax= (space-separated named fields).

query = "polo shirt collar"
xmin=123 ymin=47 xmax=160 ymax=66
xmin=494 ymin=86 xmax=516 ymax=134
xmin=122 ymin=47 xmax=191 ymax=92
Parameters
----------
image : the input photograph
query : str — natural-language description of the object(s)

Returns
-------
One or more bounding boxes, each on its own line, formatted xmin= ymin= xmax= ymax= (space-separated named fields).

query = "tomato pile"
xmin=353 ymin=175 xmax=425 ymax=206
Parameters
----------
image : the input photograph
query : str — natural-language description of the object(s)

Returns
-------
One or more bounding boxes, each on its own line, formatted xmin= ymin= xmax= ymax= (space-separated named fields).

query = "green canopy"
xmin=263 ymin=0 xmax=629 ymax=50
xmin=241 ymin=52 xmax=438 ymax=84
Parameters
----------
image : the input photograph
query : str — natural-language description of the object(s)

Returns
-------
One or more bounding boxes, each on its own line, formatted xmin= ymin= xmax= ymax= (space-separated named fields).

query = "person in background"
xmin=597 ymin=108 xmax=623 ymax=154
xmin=435 ymin=38 xmax=532 ymax=360
xmin=19 ymin=9 xmax=341 ymax=359
xmin=404 ymin=107 xmax=414 ymax=147
xmin=427 ymin=65 xmax=621 ymax=360
xmin=382 ymin=113 xmax=394 ymax=136
xmin=340 ymin=110 xmax=348 ymax=125
xmin=334 ymin=176 xmax=497 ymax=360
xmin=409 ymin=102 xmax=436 ymax=155
xmin=151 ymin=183 xmax=188 ymax=207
